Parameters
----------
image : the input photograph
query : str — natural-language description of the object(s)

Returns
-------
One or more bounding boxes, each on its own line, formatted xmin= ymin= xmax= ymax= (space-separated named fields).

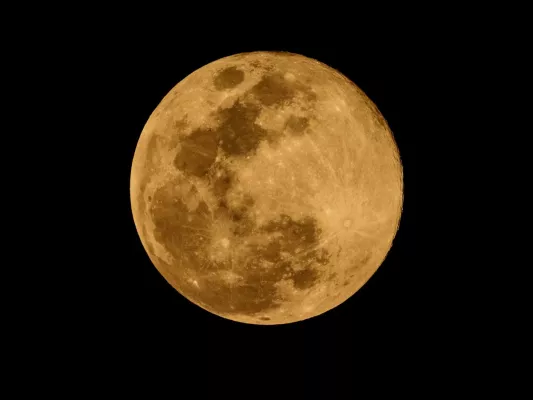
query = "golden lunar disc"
xmin=130 ymin=51 xmax=403 ymax=325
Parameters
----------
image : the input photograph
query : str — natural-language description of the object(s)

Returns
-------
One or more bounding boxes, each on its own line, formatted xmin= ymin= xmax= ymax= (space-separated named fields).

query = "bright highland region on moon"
xmin=130 ymin=51 xmax=403 ymax=325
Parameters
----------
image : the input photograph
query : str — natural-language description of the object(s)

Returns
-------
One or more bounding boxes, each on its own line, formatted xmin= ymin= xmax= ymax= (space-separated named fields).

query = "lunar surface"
xmin=130 ymin=51 xmax=403 ymax=325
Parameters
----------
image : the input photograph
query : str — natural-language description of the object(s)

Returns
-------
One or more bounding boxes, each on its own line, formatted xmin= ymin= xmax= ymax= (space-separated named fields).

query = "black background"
xmin=49 ymin=33 xmax=429 ymax=396
xmin=14 ymin=10 xmax=524 ymax=396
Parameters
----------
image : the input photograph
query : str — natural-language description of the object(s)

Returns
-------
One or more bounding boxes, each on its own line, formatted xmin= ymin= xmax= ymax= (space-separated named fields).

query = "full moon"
xmin=130 ymin=51 xmax=403 ymax=325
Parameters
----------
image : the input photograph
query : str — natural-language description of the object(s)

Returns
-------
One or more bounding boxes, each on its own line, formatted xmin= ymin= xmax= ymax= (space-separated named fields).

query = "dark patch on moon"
xmin=291 ymin=268 xmax=320 ymax=290
xmin=173 ymin=127 xmax=219 ymax=177
xmin=173 ymin=100 xmax=270 ymax=177
xmin=250 ymin=73 xmax=297 ymax=107
xmin=150 ymin=179 xmax=212 ymax=261
xmin=303 ymin=89 xmax=318 ymax=103
xmin=248 ymin=71 xmax=317 ymax=107
xmin=247 ymin=214 xmax=331 ymax=291
xmin=173 ymin=114 xmax=189 ymax=130
xmin=216 ymin=101 xmax=269 ymax=157
xmin=260 ymin=214 xmax=320 ymax=260
xmin=213 ymin=66 xmax=245 ymax=90
xmin=285 ymin=115 xmax=310 ymax=135
xmin=228 ymin=211 xmax=255 ymax=237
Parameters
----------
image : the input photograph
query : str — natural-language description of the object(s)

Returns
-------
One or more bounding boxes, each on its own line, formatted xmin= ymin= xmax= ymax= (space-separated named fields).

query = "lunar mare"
xmin=130 ymin=52 xmax=403 ymax=325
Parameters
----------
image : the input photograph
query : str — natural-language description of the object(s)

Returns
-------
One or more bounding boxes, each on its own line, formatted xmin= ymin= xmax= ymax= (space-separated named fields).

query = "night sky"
xmin=46 ymin=32 xmax=428 ymax=396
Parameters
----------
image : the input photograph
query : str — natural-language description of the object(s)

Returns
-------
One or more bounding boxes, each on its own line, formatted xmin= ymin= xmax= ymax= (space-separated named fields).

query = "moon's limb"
xmin=130 ymin=51 xmax=403 ymax=325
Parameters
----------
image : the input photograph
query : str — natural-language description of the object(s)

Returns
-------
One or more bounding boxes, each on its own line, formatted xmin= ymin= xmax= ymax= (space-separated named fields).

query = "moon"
xmin=130 ymin=51 xmax=403 ymax=325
